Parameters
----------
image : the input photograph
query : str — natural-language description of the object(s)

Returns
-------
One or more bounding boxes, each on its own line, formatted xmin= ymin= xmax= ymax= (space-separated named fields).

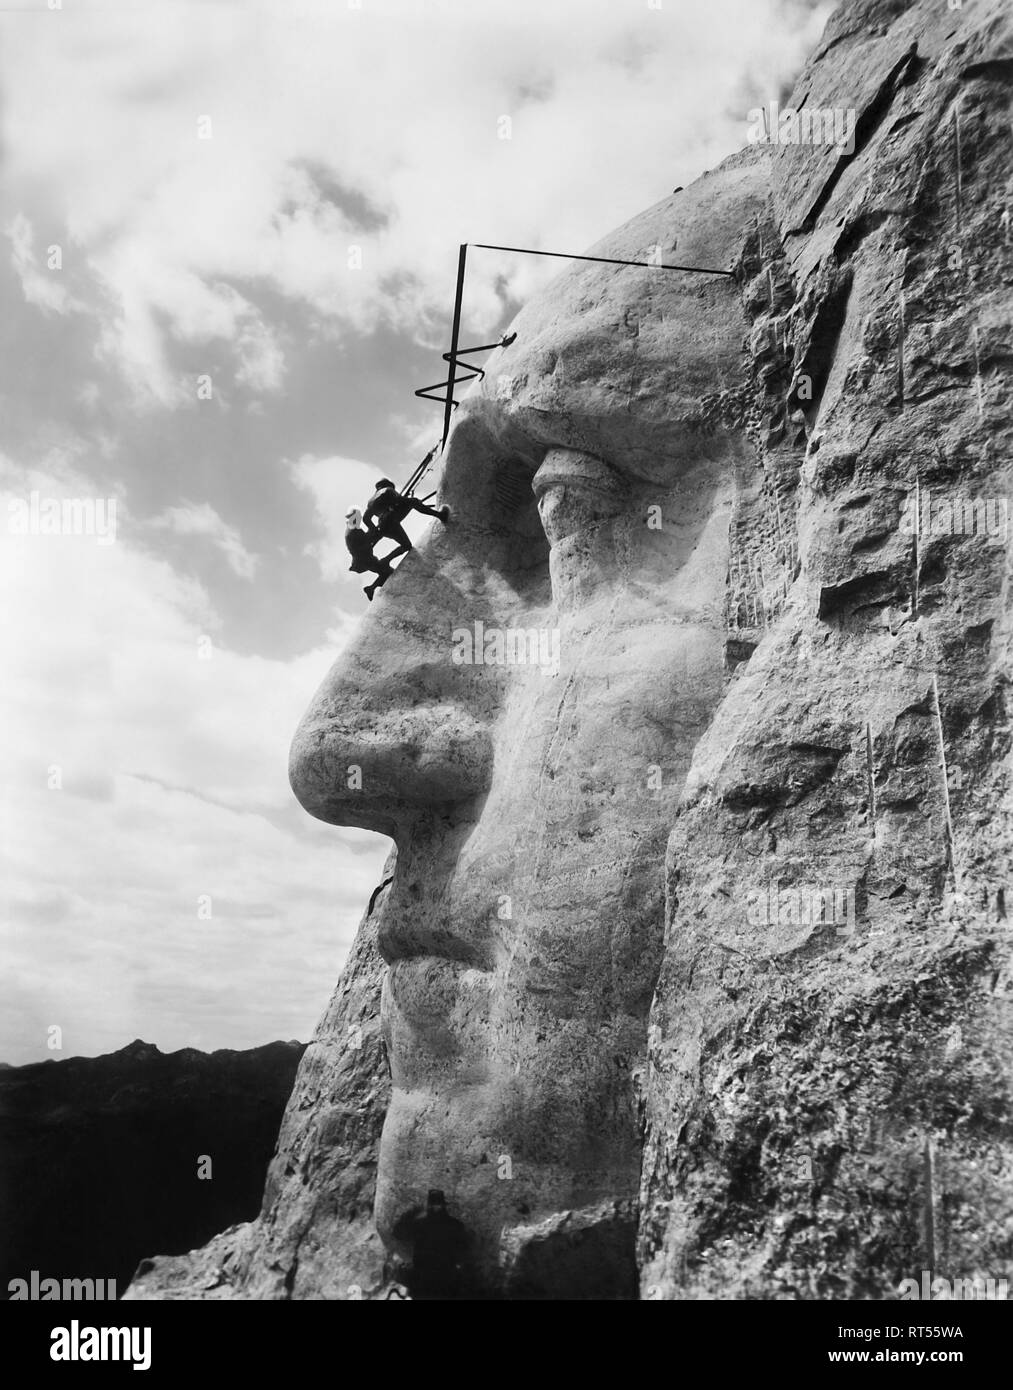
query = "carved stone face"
xmin=290 ymin=150 xmax=769 ymax=1297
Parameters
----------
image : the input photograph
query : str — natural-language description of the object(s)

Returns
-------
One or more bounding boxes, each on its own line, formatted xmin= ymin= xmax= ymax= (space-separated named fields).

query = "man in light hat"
xmin=344 ymin=507 xmax=393 ymax=601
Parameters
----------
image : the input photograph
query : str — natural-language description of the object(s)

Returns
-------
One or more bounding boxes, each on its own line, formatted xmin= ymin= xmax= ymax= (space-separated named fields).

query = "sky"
xmin=0 ymin=0 xmax=831 ymax=1065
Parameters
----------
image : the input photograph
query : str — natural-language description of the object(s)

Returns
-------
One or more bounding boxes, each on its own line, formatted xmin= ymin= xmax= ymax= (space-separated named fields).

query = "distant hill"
xmin=1 ymin=1038 xmax=305 ymax=1298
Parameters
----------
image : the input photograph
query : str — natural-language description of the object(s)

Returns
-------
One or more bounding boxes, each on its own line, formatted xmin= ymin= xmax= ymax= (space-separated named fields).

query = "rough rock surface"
xmin=638 ymin=0 xmax=1013 ymax=1299
xmin=128 ymin=0 xmax=1011 ymax=1300
xmin=1 ymin=1038 xmax=305 ymax=1298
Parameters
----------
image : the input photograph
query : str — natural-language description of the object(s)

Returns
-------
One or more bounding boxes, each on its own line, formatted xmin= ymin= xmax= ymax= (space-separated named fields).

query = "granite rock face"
xmin=638 ymin=0 xmax=1013 ymax=1299
xmin=128 ymin=0 xmax=1011 ymax=1300
xmin=287 ymin=149 xmax=766 ymax=1300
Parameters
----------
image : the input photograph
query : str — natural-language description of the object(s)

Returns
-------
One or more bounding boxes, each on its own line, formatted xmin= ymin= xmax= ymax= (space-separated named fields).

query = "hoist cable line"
xmin=406 ymin=239 xmax=734 ymax=493
xmin=472 ymin=241 xmax=735 ymax=278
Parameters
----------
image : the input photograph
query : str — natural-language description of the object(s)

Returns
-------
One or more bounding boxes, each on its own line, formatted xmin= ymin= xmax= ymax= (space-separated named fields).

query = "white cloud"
xmin=0 ymin=0 xmax=829 ymax=402
xmin=0 ymin=0 xmax=834 ymax=1064
xmin=149 ymin=501 xmax=260 ymax=580
xmin=236 ymin=317 xmax=286 ymax=393
xmin=5 ymin=213 xmax=78 ymax=314
xmin=0 ymin=460 xmax=388 ymax=1064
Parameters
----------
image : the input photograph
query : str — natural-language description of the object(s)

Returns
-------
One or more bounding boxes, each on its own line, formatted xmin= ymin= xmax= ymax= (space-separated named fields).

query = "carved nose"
xmin=288 ymin=541 xmax=500 ymax=841
xmin=289 ymin=421 xmax=549 ymax=841
xmin=289 ymin=654 xmax=495 ymax=840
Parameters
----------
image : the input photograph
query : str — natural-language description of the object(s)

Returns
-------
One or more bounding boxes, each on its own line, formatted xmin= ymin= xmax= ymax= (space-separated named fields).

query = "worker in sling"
xmin=364 ymin=478 xmax=449 ymax=565
xmin=344 ymin=508 xmax=393 ymax=601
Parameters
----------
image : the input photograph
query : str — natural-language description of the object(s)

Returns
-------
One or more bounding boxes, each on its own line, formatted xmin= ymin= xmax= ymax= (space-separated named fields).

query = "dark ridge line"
xmin=368 ymin=876 xmax=395 ymax=916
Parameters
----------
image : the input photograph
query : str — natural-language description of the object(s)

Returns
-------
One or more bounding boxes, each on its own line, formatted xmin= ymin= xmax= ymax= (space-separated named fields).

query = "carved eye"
xmin=532 ymin=448 xmax=626 ymax=547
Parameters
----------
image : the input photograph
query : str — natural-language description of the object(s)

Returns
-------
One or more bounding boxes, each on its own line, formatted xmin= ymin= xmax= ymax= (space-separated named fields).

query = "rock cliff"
xmin=128 ymin=0 xmax=1012 ymax=1300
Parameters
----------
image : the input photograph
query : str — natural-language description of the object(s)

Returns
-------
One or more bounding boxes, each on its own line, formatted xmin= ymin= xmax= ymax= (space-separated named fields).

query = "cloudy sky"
xmin=0 ymin=0 xmax=829 ymax=1065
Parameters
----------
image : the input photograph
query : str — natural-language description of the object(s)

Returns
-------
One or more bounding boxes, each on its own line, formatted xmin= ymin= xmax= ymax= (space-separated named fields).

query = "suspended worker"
xmin=344 ymin=508 xmax=393 ymax=602
xmin=364 ymin=478 xmax=449 ymax=564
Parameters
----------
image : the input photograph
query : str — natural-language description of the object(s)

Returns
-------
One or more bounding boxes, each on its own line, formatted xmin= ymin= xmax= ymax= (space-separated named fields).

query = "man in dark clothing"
xmin=364 ymin=478 xmax=449 ymax=564
xmin=344 ymin=508 xmax=392 ymax=601
xmin=393 ymin=1189 xmax=470 ymax=1301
